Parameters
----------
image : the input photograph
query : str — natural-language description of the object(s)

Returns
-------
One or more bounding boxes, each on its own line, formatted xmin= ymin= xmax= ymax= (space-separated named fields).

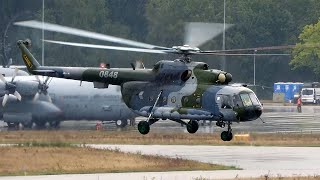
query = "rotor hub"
xmin=172 ymin=45 xmax=200 ymax=54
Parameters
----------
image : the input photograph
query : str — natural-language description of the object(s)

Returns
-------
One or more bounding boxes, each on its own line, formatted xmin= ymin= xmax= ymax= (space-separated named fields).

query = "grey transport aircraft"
xmin=0 ymin=75 xmax=136 ymax=128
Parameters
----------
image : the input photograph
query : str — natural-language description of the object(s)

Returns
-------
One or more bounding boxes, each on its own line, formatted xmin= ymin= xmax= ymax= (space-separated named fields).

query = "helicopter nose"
xmin=255 ymin=106 xmax=263 ymax=118
xmin=237 ymin=105 xmax=263 ymax=121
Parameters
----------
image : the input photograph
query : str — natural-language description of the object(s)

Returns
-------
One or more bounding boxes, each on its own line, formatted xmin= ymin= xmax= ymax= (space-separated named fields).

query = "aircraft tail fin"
xmin=17 ymin=39 xmax=41 ymax=73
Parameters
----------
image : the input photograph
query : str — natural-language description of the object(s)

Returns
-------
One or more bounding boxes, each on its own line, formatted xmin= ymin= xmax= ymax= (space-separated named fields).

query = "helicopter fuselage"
xmin=121 ymin=79 xmax=262 ymax=123
xmin=18 ymin=38 xmax=264 ymax=141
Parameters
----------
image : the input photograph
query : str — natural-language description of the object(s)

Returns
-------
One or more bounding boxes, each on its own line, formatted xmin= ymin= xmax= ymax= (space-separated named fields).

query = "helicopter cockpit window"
xmin=249 ymin=93 xmax=260 ymax=106
xmin=233 ymin=94 xmax=243 ymax=107
xmin=240 ymin=94 xmax=253 ymax=107
xmin=217 ymin=95 xmax=233 ymax=109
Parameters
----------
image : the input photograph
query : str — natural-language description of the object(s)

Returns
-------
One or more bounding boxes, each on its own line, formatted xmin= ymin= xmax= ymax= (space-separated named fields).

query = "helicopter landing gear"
xmin=138 ymin=90 xmax=163 ymax=135
xmin=186 ymin=120 xmax=199 ymax=134
xmin=138 ymin=118 xmax=159 ymax=135
xmin=138 ymin=121 xmax=150 ymax=135
xmin=216 ymin=120 xmax=225 ymax=128
xmin=220 ymin=121 xmax=233 ymax=141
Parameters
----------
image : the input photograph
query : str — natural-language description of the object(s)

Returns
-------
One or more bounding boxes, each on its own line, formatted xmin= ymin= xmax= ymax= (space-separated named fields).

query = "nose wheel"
xmin=138 ymin=121 xmax=150 ymax=135
xmin=220 ymin=121 xmax=233 ymax=141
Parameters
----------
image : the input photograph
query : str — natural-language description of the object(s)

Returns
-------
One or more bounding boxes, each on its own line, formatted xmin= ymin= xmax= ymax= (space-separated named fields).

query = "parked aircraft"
xmin=0 ymin=75 xmax=136 ymax=128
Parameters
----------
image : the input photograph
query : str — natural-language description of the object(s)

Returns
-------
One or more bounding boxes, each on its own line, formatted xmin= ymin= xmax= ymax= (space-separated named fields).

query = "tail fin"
xmin=17 ymin=39 xmax=41 ymax=72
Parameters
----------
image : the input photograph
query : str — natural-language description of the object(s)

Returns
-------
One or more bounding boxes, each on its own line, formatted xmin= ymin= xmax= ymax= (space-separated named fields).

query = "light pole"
xmin=253 ymin=49 xmax=257 ymax=86
xmin=222 ymin=0 xmax=226 ymax=70
xmin=42 ymin=0 xmax=45 ymax=66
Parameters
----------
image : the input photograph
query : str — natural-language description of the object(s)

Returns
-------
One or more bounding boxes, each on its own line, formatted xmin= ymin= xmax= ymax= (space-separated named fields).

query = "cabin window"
xmin=138 ymin=91 xmax=144 ymax=100
xmin=217 ymin=95 xmax=233 ymax=109
xmin=233 ymin=95 xmax=243 ymax=107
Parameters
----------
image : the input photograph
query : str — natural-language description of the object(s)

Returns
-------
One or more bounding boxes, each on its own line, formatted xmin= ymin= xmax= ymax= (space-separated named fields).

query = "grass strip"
xmin=0 ymin=130 xmax=320 ymax=146
xmin=0 ymin=146 xmax=236 ymax=176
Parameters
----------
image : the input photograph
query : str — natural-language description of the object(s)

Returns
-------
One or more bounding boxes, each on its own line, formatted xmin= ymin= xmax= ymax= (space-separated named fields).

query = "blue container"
xmin=292 ymin=83 xmax=303 ymax=95
xmin=274 ymin=82 xmax=285 ymax=93
xmin=284 ymin=83 xmax=292 ymax=102
xmin=274 ymin=82 xmax=304 ymax=102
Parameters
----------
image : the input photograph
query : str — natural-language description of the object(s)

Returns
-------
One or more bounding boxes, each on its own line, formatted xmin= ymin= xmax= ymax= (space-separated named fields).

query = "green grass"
xmin=0 ymin=145 xmax=237 ymax=176
xmin=0 ymin=130 xmax=320 ymax=146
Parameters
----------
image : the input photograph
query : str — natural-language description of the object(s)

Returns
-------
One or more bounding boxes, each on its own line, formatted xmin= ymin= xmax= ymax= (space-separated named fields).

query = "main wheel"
xmin=221 ymin=131 xmax=233 ymax=141
xmin=116 ymin=119 xmax=128 ymax=128
xmin=138 ymin=121 xmax=150 ymax=135
xmin=187 ymin=120 xmax=199 ymax=134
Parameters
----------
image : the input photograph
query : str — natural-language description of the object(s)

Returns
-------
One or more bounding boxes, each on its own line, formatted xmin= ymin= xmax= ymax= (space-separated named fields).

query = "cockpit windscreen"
xmin=240 ymin=94 xmax=252 ymax=107
xmin=239 ymin=93 xmax=260 ymax=107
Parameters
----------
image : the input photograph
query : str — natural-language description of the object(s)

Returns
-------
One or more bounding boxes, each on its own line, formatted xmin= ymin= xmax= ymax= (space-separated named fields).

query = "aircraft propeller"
xmin=0 ymin=68 xmax=22 ymax=107
xmin=33 ymin=76 xmax=52 ymax=103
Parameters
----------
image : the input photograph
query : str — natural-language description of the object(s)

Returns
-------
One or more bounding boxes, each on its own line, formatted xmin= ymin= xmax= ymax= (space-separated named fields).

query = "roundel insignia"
xmin=171 ymin=96 xmax=176 ymax=103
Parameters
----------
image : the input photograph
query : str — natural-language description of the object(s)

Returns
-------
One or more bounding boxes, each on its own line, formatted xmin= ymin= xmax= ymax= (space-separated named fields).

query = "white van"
xmin=301 ymin=88 xmax=320 ymax=104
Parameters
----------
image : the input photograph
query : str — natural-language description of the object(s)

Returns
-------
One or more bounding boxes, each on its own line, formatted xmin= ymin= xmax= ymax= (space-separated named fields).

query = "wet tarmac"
xmin=1 ymin=105 xmax=320 ymax=134
xmin=1 ymin=105 xmax=320 ymax=179
xmin=91 ymin=145 xmax=320 ymax=170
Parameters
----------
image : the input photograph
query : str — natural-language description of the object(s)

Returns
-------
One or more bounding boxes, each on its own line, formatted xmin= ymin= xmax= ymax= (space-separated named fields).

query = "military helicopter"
xmin=16 ymin=21 xmax=263 ymax=141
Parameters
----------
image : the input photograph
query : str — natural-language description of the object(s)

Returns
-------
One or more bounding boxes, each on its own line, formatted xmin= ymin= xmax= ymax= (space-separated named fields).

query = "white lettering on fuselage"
xmin=99 ymin=71 xmax=118 ymax=79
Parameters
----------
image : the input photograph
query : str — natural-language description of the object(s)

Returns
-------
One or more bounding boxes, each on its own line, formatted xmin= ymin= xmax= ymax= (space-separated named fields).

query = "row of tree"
xmin=0 ymin=0 xmax=320 ymax=97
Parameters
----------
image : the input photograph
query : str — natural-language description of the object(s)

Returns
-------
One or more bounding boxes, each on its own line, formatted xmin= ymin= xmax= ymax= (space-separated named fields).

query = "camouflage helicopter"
xmin=16 ymin=21 xmax=263 ymax=141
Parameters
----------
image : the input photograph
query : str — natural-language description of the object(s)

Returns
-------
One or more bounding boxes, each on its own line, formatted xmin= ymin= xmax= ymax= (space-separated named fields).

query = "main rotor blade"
xmin=14 ymin=20 xmax=166 ymax=49
xmin=44 ymin=40 xmax=168 ymax=54
xmin=199 ymin=44 xmax=315 ymax=54
xmin=184 ymin=22 xmax=233 ymax=47
xmin=195 ymin=53 xmax=291 ymax=56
